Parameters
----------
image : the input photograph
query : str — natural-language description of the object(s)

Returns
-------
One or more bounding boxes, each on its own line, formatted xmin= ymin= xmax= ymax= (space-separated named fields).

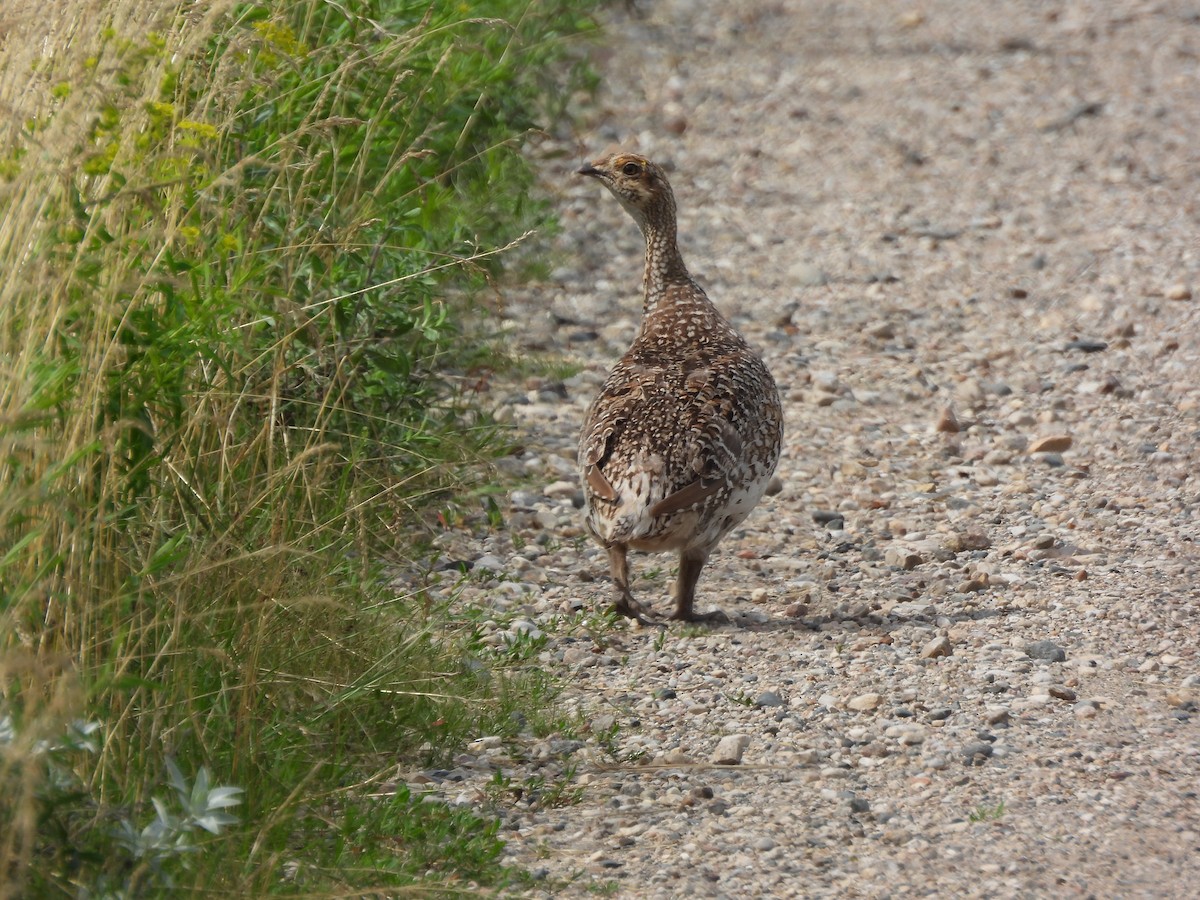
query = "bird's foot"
xmin=670 ymin=608 xmax=731 ymax=626
xmin=612 ymin=597 xmax=664 ymax=628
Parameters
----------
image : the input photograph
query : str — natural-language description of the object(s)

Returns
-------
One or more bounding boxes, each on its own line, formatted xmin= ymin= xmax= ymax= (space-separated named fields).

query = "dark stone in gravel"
xmin=812 ymin=509 xmax=845 ymax=529
xmin=756 ymin=690 xmax=785 ymax=707
xmin=655 ymin=688 xmax=677 ymax=700
xmin=708 ymin=800 xmax=729 ymax=815
xmin=848 ymin=797 xmax=871 ymax=814
xmin=691 ymin=785 xmax=714 ymax=800
xmin=1065 ymin=338 xmax=1109 ymax=352
xmin=929 ymin=707 xmax=953 ymax=721
xmin=963 ymin=742 xmax=995 ymax=766
xmin=1026 ymin=640 xmax=1067 ymax=662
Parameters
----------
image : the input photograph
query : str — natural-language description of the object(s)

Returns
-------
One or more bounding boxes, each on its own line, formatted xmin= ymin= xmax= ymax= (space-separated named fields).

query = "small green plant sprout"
xmin=532 ymin=763 xmax=584 ymax=809
xmin=593 ymin=718 xmax=623 ymax=761
xmin=497 ymin=622 xmax=549 ymax=662
xmin=725 ymin=690 xmax=755 ymax=708
xmin=968 ymin=800 xmax=1006 ymax=822
xmin=585 ymin=879 xmax=621 ymax=895
xmin=483 ymin=495 xmax=505 ymax=529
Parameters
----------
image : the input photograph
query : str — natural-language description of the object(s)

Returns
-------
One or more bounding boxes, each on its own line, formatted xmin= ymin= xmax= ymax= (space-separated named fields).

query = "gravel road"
xmin=424 ymin=2 xmax=1200 ymax=895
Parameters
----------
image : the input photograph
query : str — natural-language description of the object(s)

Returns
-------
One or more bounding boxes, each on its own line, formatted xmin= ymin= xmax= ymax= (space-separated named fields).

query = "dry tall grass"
xmin=2 ymin=2 xmax=240 ymax=889
xmin=1 ymin=0 xmax=596 ymax=892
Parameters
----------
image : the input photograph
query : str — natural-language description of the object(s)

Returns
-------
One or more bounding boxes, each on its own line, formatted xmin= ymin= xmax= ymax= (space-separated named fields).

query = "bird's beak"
xmin=577 ymin=164 xmax=602 ymax=178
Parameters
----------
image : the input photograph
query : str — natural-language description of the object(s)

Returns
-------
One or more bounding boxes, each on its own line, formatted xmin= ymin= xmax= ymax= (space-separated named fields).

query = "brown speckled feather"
xmin=576 ymin=152 xmax=783 ymax=624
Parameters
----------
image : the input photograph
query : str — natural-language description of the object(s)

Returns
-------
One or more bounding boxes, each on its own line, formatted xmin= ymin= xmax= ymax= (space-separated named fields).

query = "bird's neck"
xmin=639 ymin=211 xmax=692 ymax=315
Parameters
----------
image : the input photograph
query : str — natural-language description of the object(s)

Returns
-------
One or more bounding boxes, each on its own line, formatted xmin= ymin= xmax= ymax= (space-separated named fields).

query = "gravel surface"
xmin=421 ymin=2 xmax=1200 ymax=896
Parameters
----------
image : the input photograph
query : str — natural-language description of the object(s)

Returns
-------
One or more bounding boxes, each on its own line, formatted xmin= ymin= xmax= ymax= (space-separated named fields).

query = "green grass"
xmin=0 ymin=0 xmax=599 ymax=894
xmin=968 ymin=801 xmax=1007 ymax=823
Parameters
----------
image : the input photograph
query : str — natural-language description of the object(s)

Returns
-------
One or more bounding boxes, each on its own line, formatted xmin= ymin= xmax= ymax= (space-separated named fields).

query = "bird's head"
xmin=577 ymin=152 xmax=675 ymax=229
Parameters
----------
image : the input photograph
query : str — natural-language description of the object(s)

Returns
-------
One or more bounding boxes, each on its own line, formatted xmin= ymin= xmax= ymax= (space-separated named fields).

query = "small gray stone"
xmin=985 ymin=707 xmax=1011 ymax=726
xmin=848 ymin=692 xmax=882 ymax=711
xmin=473 ymin=553 xmax=505 ymax=571
xmin=789 ymin=260 xmax=828 ymax=286
xmin=755 ymin=690 xmax=786 ymax=708
xmin=885 ymin=548 xmax=925 ymax=570
xmin=563 ymin=647 xmax=598 ymax=666
xmin=1074 ymin=701 xmax=1100 ymax=719
xmin=963 ymin=742 xmax=995 ymax=766
xmin=921 ymin=636 xmax=953 ymax=659
xmin=712 ymin=734 xmax=751 ymax=765
xmin=1026 ymin=640 xmax=1066 ymax=662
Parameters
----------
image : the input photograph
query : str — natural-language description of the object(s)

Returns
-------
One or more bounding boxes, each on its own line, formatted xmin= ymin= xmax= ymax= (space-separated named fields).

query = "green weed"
xmin=968 ymin=801 xmax=1007 ymax=822
xmin=488 ymin=763 xmax=583 ymax=811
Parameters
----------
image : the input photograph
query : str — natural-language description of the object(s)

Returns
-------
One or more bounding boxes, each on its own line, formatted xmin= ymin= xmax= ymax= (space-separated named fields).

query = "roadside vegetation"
xmin=0 ymin=0 xmax=597 ymax=893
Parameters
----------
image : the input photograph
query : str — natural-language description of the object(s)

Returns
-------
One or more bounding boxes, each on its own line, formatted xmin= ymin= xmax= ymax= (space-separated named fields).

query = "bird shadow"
xmin=714 ymin=601 xmax=1011 ymax=636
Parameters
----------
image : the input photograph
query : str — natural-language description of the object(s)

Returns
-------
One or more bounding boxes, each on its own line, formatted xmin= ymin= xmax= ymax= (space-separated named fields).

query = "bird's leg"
xmin=670 ymin=549 xmax=730 ymax=625
xmin=607 ymin=544 xmax=662 ymax=626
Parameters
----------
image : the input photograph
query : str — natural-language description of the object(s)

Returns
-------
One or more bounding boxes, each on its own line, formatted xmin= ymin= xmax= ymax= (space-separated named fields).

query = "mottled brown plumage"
xmin=576 ymin=152 xmax=783 ymax=625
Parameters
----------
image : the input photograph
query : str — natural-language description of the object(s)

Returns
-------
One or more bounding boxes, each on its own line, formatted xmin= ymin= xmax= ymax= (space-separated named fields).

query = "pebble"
xmin=789 ymin=260 xmax=828 ymax=287
xmin=962 ymin=742 xmax=995 ymax=766
xmin=473 ymin=553 xmax=505 ymax=571
xmin=891 ymin=601 xmax=936 ymax=619
xmin=936 ymin=406 xmax=961 ymax=433
xmin=1027 ymin=434 xmax=1073 ymax=454
xmin=562 ymin=647 xmax=599 ymax=666
xmin=1026 ymin=640 xmax=1067 ymax=662
xmin=885 ymin=548 xmax=925 ymax=570
xmin=712 ymin=735 xmax=751 ymax=765
xmin=1064 ymin=339 xmax=1109 ymax=353
xmin=848 ymin=693 xmax=883 ymax=711
xmin=985 ymin=707 xmax=1011 ymax=726
xmin=920 ymin=636 xmax=953 ymax=659
xmin=1074 ymin=701 xmax=1100 ymax=719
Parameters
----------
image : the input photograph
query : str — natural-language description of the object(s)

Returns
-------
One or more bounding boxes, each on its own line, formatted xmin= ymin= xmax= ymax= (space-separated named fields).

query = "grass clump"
xmin=0 ymin=0 xmax=598 ymax=893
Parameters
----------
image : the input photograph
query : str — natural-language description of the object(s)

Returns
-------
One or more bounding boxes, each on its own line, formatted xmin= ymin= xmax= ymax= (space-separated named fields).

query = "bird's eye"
xmin=621 ymin=161 xmax=642 ymax=176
